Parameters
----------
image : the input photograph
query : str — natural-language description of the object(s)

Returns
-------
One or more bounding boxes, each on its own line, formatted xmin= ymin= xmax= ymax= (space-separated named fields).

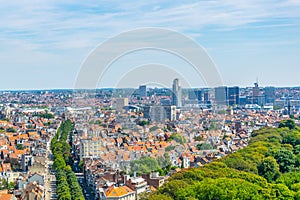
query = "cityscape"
xmin=1 ymin=1 xmax=300 ymax=200
xmin=1 ymin=79 xmax=300 ymax=199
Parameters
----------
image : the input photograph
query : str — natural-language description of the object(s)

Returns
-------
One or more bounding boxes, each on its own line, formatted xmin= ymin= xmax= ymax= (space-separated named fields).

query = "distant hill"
xmin=144 ymin=120 xmax=300 ymax=200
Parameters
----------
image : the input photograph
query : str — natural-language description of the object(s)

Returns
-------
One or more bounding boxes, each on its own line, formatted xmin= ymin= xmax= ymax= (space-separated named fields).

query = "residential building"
xmin=103 ymin=185 xmax=135 ymax=200
xmin=80 ymin=138 xmax=102 ymax=160
xmin=124 ymin=176 xmax=147 ymax=197
xmin=142 ymin=172 xmax=165 ymax=189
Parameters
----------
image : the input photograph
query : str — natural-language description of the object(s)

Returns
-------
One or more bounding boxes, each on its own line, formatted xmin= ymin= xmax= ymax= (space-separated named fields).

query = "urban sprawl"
xmin=0 ymin=79 xmax=299 ymax=200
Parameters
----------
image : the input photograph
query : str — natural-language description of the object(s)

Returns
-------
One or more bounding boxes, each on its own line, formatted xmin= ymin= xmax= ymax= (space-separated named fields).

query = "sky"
xmin=1 ymin=0 xmax=300 ymax=90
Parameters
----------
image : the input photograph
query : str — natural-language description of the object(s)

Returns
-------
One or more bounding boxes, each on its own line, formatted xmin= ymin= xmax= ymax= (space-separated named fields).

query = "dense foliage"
xmin=130 ymin=153 xmax=173 ymax=176
xmin=51 ymin=119 xmax=84 ymax=200
xmin=169 ymin=132 xmax=186 ymax=145
xmin=32 ymin=113 xmax=54 ymax=119
xmin=146 ymin=120 xmax=300 ymax=199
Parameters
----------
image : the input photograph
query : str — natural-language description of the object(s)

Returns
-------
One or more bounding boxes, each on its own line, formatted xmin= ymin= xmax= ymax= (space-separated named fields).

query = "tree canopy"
xmin=51 ymin=119 xmax=84 ymax=200
xmin=145 ymin=122 xmax=300 ymax=199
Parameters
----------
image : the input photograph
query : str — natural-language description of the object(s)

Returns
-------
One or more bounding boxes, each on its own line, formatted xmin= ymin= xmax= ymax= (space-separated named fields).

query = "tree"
xmin=257 ymin=157 xmax=280 ymax=182
xmin=274 ymin=149 xmax=296 ymax=173
xmin=279 ymin=119 xmax=296 ymax=130
xmin=130 ymin=157 xmax=161 ymax=175
xmin=294 ymin=145 xmax=300 ymax=155
xmin=138 ymin=120 xmax=149 ymax=126
xmin=159 ymin=180 xmax=189 ymax=199
xmin=277 ymin=172 xmax=300 ymax=189
xmin=149 ymin=126 xmax=159 ymax=132
xmin=53 ymin=155 xmax=66 ymax=171
xmin=147 ymin=194 xmax=173 ymax=200
xmin=197 ymin=143 xmax=213 ymax=150
xmin=169 ymin=133 xmax=186 ymax=145
xmin=16 ymin=144 xmax=24 ymax=150
xmin=6 ymin=127 xmax=16 ymax=132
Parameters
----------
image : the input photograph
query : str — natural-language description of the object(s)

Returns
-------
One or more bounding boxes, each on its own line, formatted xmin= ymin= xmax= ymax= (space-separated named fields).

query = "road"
xmin=48 ymin=175 xmax=57 ymax=200
xmin=45 ymin=136 xmax=57 ymax=200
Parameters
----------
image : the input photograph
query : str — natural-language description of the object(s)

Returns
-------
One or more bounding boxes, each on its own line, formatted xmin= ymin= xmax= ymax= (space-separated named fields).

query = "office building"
xmin=196 ymin=90 xmax=202 ymax=103
xmin=215 ymin=86 xmax=228 ymax=105
xmin=264 ymin=87 xmax=275 ymax=104
xmin=252 ymin=82 xmax=264 ymax=105
xmin=228 ymin=86 xmax=240 ymax=106
xmin=253 ymin=82 xmax=260 ymax=97
xmin=172 ymin=78 xmax=182 ymax=107
xmin=204 ymin=91 xmax=210 ymax=104
xmin=150 ymin=106 xmax=166 ymax=122
xmin=188 ymin=89 xmax=197 ymax=100
xmin=139 ymin=85 xmax=147 ymax=97
xmin=115 ymin=98 xmax=129 ymax=112
xmin=144 ymin=105 xmax=176 ymax=122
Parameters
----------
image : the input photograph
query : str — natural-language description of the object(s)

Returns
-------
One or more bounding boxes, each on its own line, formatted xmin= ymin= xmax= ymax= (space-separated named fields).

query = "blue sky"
xmin=1 ymin=0 xmax=300 ymax=90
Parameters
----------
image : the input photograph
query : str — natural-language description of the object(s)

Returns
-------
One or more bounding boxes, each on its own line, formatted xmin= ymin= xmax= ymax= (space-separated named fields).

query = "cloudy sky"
xmin=1 ymin=0 xmax=300 ymax=90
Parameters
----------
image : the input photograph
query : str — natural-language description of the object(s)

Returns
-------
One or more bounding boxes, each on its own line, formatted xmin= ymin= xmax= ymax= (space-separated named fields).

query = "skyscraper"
xmin=188 ymin=89 xmax=202 ymax=103
xmin=204 ymin=91 xmax=210 ymax=104
xmin=196 ymin=90 xmax=202 ymax=103
xmin=264 ymin=87 xmax=275 ymax=104
xmin=188 ymin=89 xmax=197 ymax=100
xmin=139 ymin=85 xmax=147 ymax=97
xmin=253 ymin=82 xmax=264 ymax=105
xmin=215 ymin=86 xmax=228 ymax=105
xmin=228 ymin=86 xmax=240 ymax=106
xmin=253 ymin=82 xmax=260 ymax=98
xmin=172 ymin=78 xmax=182 ymax=107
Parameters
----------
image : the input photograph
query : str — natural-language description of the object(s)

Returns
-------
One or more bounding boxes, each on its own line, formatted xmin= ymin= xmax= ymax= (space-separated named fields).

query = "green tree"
xmin=197 ymin=143 xmax=213 ymax=150
xmin=257 ymin=157 xmax=280 ymax=182
xmin=6 ymin=127 xmax=16 ymax=132
xmin=130 ymin=157 xmax=161 ymax=175
xmin=169 ymin=133 xmax=186 ymax=145
xmin=274 ymin=149 xmax=296 ymax=173
xmin=16 ymin=144 xmax=24 ymax=150
xmin=279 ymin=119 xmax=296 ymax=130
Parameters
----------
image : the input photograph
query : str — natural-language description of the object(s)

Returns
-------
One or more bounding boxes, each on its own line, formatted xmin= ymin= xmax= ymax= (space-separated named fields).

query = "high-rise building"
xmin=144 ymin=105 xmax=176 ymax=122
xmin=228 ymin=86 xmax=240 ymax=106
xmin=188 ymin=89 xmax=197 ymax=100
xmin=115 ymin=98 xmax=129 ymax=112
xmin=204 ymin=91 xmax=210 ymax=104
xmin=252 ymin=82 xmax=264 ymax=105
xmin=196 ymin=90 xmax=202 ymax=103
xmin=172 ymin=78 xmax=182 ymax=107
xmin=139 ymin=85 xmax=147 ymax=97
xmin=253 ymin=82 xmax=260 ymax=97
xmin=264 ymin=87 xmax=275 ymax=104
xmin=150 ymin=106 xmax=165 ymax=122
xmin=215 ymin=86 xmax=228 ymax=105
xmin=165 ymin=105 xmax=177 ymax=121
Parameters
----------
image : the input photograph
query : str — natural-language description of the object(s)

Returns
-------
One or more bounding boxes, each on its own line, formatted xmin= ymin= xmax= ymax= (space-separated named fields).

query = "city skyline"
xmin=1 ymin=1 xmax=300 ymax=89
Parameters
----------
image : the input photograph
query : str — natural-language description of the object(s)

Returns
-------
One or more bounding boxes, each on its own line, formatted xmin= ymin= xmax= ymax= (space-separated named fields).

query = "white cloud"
xmin=1 ymin=0 xmax=299 ymax=53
